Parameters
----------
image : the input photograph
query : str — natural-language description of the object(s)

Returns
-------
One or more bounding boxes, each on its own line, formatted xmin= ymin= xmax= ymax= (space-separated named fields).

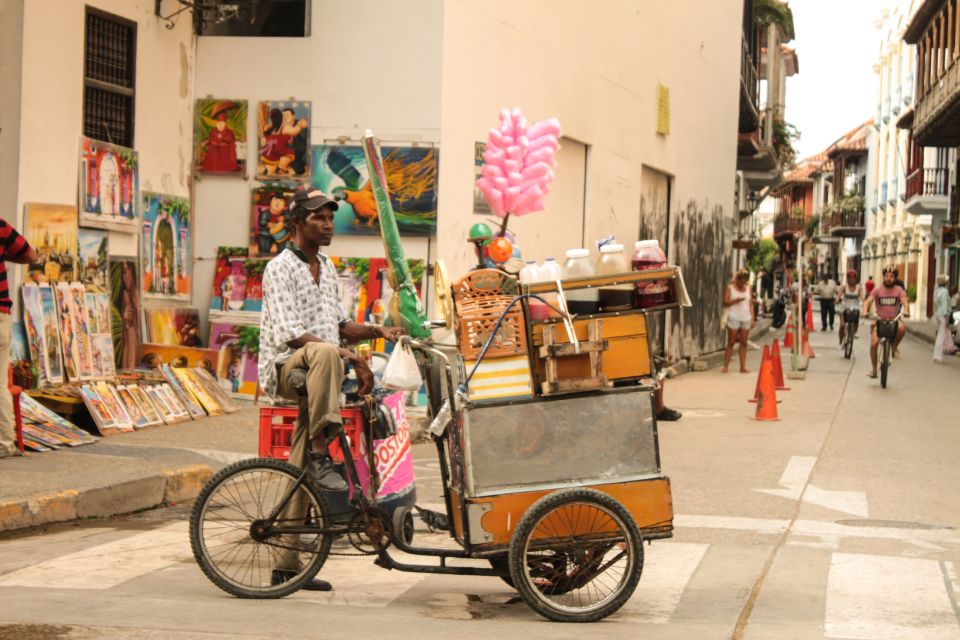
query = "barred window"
xmin=83 ymin=8 xmax=136 ymax=148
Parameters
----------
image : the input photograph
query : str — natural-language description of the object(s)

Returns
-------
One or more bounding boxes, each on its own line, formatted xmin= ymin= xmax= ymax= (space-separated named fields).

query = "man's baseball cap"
xmin=290 ymin=188 xmax=338 ymax=212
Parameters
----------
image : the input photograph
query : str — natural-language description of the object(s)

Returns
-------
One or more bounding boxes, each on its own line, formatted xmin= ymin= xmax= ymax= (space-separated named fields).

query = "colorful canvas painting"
xmin=174 ymin=367 xmax=223 ymax=416
xmin=192 ymin=367 xmax=241 ymax=413
xmin=94 ymin=382 xmax=134 ymax=432
xmin=156 ymin=382 xmax=191 ymax=420
xmin=209 ymin=248 xmax=265 ymax=314
xmin=110 ymin=258 xmax=142 ymax=370
xmin=138 ymin=342 xmax=219 ymax=376
xmin=23 ymin=203 xmax=79 ymax=283
xmin=256 ymin=100 xmax=310 ymax=181
xmin=79 ymin=384 xmax=118 ymax=434
xmin=11 ymin=322 xmax=28 ymax=363
xmin=126 ymin=384 xmax=164 ymax=427
xmin=330 ymin=256 xmax=425 ymax=324
xmin=36 ymin=285 xmax=65 ymax=385
xmin=21 ymin=286 xmax=52 ymax=385
xmin=194 ymin=98 xmax=247 ymax=176
xmin=79 ymin=136 xmax=139 ymax=233
xmin=116 ymin=384 xmax=150 ymax=429
xmin=311 ymin=144 xmax=438 ymax=236
xmin=86 ymin=291 xmax=112 ymax=337
xmin=54 ymin=282 xmax=94 ymax=381
xmin=159 ymin=365 xmax=207 ymax=418
xmin=249 ymin=185 xmax=295 ymax=257
xmin=91 ymin=335 xmax=117 ymax=379
xmin=145 ymin=385 xmax=180 ymax=423
xmin=143 ymin=306 xmax=203 ymax=347
xmin=78 ymin=229 xmax=108 ymax=289
xmin=20 ymin=395 xmax=97 ymax=444
xmin=142 ymin=192 xmax=192 ymax=300
xmin=208 ymin=321 xmax=259 ymax=399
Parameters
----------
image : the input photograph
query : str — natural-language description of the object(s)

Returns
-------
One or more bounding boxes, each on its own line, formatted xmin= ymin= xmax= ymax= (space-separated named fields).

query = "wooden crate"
xmin=530 ymin=311 xmax=652 ymax=392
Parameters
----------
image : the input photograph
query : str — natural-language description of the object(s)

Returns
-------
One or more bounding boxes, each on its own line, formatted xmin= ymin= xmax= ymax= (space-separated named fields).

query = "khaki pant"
xmin=276 ymin=341 xmax=344 ymax=570
xmin=0 ymin=314 xmax=14 ymax=457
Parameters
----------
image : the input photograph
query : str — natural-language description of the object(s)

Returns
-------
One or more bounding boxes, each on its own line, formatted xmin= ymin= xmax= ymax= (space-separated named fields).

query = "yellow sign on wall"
xmin=656 ymin=84 xmax=670 ymax=135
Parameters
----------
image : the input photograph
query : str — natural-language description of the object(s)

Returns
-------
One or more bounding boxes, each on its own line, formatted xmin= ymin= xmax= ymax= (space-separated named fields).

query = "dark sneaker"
xmin=657 ymin=407 xmax=682 ymax=422
xmin=306 ymin=452 xmax=348 ymax=491
xmin=271 ymin=569 xmax=332 ymax=591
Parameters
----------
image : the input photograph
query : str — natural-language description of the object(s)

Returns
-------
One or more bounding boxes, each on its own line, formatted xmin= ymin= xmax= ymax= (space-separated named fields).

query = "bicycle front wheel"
xmin=189 ymin=458 xmax=333 ymax=598
xmin=880 ymin=341 xmax=890 ymax=388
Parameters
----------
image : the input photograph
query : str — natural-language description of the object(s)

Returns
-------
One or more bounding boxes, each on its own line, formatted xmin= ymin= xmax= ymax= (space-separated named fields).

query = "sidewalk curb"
xmin=0 ymin=464 xmax=213 ymax=533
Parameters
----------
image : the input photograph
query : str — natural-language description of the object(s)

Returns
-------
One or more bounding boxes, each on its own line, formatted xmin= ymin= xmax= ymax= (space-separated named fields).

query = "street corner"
xmin=0 ymin=490 xmax=79 ymax=533
xmin=162 ymin=465 xmax=213 ymax=505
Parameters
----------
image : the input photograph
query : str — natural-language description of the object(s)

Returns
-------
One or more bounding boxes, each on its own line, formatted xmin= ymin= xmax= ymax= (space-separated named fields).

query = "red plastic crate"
xmin=258 ymin=405 xmax=363 ymax=463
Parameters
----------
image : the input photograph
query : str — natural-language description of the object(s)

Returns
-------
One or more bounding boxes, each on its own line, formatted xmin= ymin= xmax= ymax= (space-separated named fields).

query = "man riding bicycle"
xmin=836 ymin=269 xmax=864 ymax=350
xmin=862 ymin=266 xmax=909 ymax=378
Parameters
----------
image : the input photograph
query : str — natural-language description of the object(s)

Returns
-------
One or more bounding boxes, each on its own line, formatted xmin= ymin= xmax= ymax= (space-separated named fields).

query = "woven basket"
xmin=452 ymin=269 xmax=525 ymax=359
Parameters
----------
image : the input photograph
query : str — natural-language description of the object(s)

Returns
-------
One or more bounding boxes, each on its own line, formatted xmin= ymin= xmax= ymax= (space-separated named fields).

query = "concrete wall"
xmin=192 ymin=0 xmax=444 ymax=329
xmin=436 ymin=0 xmax=743 ymax=359
xmin=11 ymin=0 xmax=195 ymax=301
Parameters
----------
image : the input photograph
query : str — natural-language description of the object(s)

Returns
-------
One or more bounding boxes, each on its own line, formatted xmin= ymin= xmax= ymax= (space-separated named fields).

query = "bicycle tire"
xmin=189 ymin=457 xmax=333 ymax=599
xmin=844 ymin=330 xmax=853 ymax=359
xmin=508 ymin=488 xmax=643 ymax=622
xmin=880 ymin=341 xmax=889 ymax=388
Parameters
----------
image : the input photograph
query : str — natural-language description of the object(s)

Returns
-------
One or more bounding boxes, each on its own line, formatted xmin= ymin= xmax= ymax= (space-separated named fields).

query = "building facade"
xmin=3 ymin=0 xmax=756 ymax=363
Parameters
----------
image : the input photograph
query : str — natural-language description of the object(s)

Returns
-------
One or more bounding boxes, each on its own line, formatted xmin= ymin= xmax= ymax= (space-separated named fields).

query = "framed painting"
xmin=115 ymin=384 xmax=150 ymax=429
xmin=79 ymin=384 xmax=118 ymax=435
xmin=194 ymin=98 xmax=247 ymax=176
xmin=21 ymin=285 xmax=53 ymax=386
xmin=192 ymin=367 xmax=241 ymax=413
xmin=79 ymin=136 xmax=139 ymax=233
xmin=208 ymin=321 xmax=259 ymax=399
xmin=255 ymin=100 xmax=310 ymax=181
xmin=143 ymin=306 xmax=203 ymax=347
xmin=209 ymin=251 xmax=265 ymax=315
xmin=54 ymin=282 xmax=94 ymax=381
xmin=23 ymin=203 xmax=79 ymax=283
xmin=126 ymin=384 xmax=164 ymax=427
xmin=141 ymin=192 xmax=192 ymax=300
xmin=311 ymin=144 xmax=438 ymax=237
xmin=174 ymin=367 xmax=223 ymax=416
xmin=36 ymin=284 xmax=66 ymax=385
xmin=77 ymin=228 xmax=109 ymax=289
xmin=94 ymin=382 xmax=134 ymax=432
xmin=157 ymin=381 xmax=192 ymax=420
xmin=109 ymin=257 xmax=141 ymax=370
xmin=249 ymin=185 xmax=296 ymax=257
xmin=159 ymin=364 xmax=207 ymax=418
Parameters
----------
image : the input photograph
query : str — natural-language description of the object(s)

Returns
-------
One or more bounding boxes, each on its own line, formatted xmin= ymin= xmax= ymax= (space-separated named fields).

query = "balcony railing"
xmin=774 ymin=213 xmax=805 ymax=236
xmin=887 ymin=179 xmax=897 ymax=204
xmin=893 ymin=86 xmax=902 ymax=114
xmin=905 ymin=166 xmax=950 ymax=199
xmin=875 ymin=103 xmax=882 ymax=129
xmin=883 ymin=96 xmax=891 ymax=123
xmin=911 ymin=1 xmax=960 ymax=145
xmin=830 ymin=208 xmax=866 ymax=237
xmin=881 ymin=182 xmax=888 ymax=203
xmin=741 ymin=37 xmax=758 ymax=109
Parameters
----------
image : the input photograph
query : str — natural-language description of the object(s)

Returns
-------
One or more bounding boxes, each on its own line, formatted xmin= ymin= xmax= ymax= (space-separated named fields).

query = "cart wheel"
xmin=391 ymin=506 xmax=415 ymax=545
xmin=508 ymin=488 xmax=643 ymax=622
xmin=189 ymin=458 xmax=333 ymax=599
xmin=487 ymin=553 xmax=515 ymax=588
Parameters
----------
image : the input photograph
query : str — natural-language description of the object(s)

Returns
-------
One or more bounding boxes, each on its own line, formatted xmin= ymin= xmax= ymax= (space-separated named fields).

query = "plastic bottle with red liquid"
xmin=632 ymin=239 xmax=672 ymax=308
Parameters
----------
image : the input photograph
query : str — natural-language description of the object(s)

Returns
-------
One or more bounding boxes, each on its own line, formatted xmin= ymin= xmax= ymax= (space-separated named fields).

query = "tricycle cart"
xmin=188 ymin=264 xmax=682 ymax=622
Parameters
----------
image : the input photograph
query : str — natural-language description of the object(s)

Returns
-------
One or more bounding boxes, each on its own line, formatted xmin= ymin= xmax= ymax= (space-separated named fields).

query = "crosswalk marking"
xmin=619 ymin=542 xmax=709 ymax=623
xmin=825 ymin=553 xmax=960 ymax=640
xmin=0 ymin=522 xmax=190 ymax=590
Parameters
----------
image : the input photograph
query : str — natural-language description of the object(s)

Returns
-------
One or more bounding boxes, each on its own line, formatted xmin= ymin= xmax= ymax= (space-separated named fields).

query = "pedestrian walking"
xmin=817 ymin=274 xmax=838 ymax=331
xmin=0 ymin=217 xmax=38 ymax=458
xmin=933 ymin=274 xmax=958 ymax=363
xmin=865 ymin=275 xmax=875 ymax=298
xmin=722 ymin=269 xmax=755 ymax=373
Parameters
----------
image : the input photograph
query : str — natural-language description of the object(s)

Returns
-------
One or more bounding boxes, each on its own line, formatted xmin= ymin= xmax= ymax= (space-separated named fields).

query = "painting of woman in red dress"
xmin=194 ymin=99 xmax=247 ymax=176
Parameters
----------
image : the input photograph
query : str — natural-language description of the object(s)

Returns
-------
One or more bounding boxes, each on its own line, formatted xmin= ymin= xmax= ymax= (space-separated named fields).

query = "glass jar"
xmin=562 ymin=249 xmax=599 ymax=314
xmin=632 ymin=239 xmax=672 ymax=307
xmin=595 ymin=244 xmax=633 ymax=311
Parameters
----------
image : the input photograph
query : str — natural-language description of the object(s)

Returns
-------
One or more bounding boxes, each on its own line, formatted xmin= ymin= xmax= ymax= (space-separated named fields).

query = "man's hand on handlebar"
xmin=339 ymin=348 xmax=375 ymax=396
xmin=377 ymin=326 xmax=406 ymax=342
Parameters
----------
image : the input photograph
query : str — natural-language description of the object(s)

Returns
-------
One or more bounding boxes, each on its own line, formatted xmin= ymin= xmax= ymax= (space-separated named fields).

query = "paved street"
xmin=1 ymin=326 xmax=959 ymax=639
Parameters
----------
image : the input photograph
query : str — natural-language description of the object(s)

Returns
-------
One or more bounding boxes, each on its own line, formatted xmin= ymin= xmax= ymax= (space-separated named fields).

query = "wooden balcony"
xmin=905 ymin=0 xmax=960 ymax=145
xmin=905 ymin=166 xmax=950 ymax=215
xmin=774 ymin=213 xmax=804 ymax=237
xmin=829 ymin=209 xmax=866 ymax=238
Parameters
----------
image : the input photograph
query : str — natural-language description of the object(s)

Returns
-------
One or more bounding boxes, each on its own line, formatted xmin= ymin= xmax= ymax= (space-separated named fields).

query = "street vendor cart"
xmin=188 ymin=259 xmax=684 ymax=622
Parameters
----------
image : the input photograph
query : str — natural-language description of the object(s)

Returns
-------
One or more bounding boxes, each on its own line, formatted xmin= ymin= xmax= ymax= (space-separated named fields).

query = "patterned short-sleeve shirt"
xmin=258 ymin=247 xmax=345 ymax=397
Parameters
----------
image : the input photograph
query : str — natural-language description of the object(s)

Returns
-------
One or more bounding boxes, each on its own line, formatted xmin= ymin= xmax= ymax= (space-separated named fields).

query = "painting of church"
xmin=141 ymin=192 xmax=192 ymax=301
xmin=78 ymin=136 xmax=139 ymax=233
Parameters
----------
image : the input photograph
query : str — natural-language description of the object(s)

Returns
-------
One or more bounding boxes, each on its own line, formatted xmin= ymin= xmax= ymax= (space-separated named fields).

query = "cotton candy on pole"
xmin=476 ymin=107 xmax=560 ymax=218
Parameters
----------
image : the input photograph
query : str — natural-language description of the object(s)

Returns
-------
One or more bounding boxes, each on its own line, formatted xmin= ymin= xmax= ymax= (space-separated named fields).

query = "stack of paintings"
xmin=19 ymin=395 xmax=97 ymax=452
xmin=158 ymin=364 xmax=238 ymax=417
xmin=78 ymin=380 xmax=192 ymax=435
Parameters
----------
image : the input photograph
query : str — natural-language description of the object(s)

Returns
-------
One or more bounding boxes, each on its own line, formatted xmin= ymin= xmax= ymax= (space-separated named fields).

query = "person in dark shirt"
xmin=0 ymin=218 xmax=39 ymax=458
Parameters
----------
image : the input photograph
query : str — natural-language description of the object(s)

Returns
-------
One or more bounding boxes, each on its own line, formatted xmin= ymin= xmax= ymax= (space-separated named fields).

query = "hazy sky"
xmin=786 ymin=0 xmax=890 ymax=159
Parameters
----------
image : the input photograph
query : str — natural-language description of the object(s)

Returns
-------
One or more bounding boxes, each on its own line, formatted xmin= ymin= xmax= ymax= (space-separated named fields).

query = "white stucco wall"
xmin=0 ymin=0 xmax=24 ymax=243
xmin=192 ymin=0 xmax=444 ymax=326
xmin=11 ymin=0 xmax=195 ymax=299
xmin=436 ymin=0 xmax=742 ymax=358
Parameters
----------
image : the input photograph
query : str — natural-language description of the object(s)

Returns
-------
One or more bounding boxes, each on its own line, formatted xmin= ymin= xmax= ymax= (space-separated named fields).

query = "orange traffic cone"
xmin=805 ymin=301 xmax=814 ymax=331
xmin=802 ymin=327 xmax=816 ymax=359
xmin=770 ymin=339 xmax=790 ymax=390
xmin=752 ymin=357 xmax=780 ymax=421
xmin=783 ymin=314 xmax=795 ymax=349
xmin=748 ymin=345 xmax=771 ymax=403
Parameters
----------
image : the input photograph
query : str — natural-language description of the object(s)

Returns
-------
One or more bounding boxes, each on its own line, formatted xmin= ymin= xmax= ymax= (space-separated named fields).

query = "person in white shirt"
xmin=722 ymin=269 xmax=755 ymax=373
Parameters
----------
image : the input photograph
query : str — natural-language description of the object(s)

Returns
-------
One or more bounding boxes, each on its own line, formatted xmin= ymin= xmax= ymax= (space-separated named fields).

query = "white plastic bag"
xmin=381 ymin=343 xmax=423 ymax=391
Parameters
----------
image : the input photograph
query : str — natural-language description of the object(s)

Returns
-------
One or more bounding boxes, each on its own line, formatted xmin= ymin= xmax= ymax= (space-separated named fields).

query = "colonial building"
xmin=900 ymin=0 xmax=960 ymax=300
